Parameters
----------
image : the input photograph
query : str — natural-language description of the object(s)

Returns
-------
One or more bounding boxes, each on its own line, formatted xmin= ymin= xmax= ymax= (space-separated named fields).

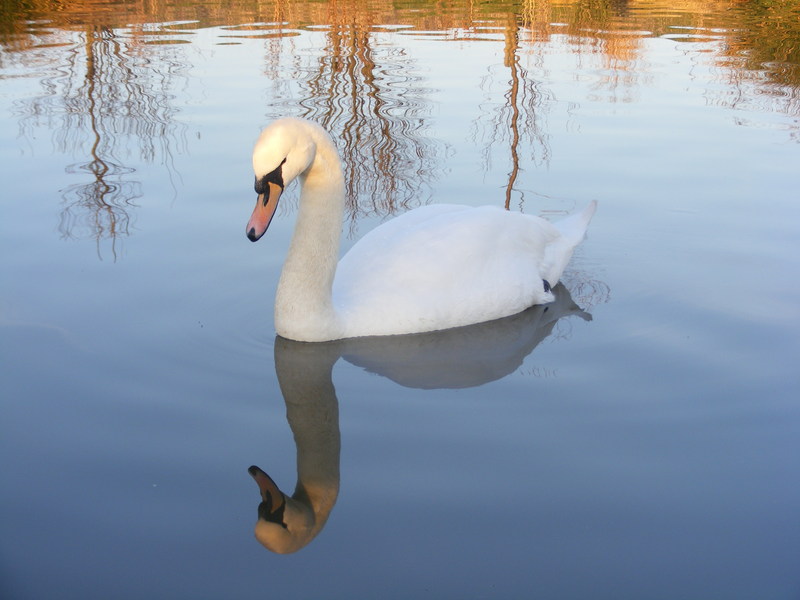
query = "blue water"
xmin=2 ymin=5 xmax=799 ymax=599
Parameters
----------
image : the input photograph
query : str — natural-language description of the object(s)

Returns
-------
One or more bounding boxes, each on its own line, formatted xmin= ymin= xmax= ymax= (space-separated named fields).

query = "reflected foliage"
xmin=1 ymin=0 xmax=799 ymax=256
xmin=3 ymin=0 xmax=799 ymax=96
xmin=289 ymin=4 xmax=445 ymax=225
xmin=719 ymin=1 xmax=800 ymax=118
xmin=473 ymin=15 xmax=554 ymax=210
xmin=3 ymin=14 xmax=187 ymax=259
xmin=53 ymin=27 xmax=186 ymax=259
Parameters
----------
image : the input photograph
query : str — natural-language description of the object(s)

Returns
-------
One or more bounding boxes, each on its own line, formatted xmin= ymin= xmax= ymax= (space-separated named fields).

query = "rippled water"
xmin=2 ymin=1 xmax=799 ymax=598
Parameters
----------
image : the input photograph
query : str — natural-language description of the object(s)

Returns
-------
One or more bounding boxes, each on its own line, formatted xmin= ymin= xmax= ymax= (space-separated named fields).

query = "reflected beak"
xmin=248 ymin=465 xmax=287 ymax=528
xmin=246 ymin=181 xmax=283 ymax=242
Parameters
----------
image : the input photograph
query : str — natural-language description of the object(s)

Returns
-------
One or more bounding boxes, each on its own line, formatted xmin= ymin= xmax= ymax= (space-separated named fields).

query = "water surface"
xmin=1 ymin=1 xmax=799 ymax=598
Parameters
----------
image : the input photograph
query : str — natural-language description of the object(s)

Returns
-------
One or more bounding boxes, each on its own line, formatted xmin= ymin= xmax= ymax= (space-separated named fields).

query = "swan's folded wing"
xmin=333 ymin=205 xmax=558 ymax=337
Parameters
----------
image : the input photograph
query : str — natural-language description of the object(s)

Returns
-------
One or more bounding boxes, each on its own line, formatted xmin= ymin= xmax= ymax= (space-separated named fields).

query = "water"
xmin=1 ymin=1 xmax=799 ymax=598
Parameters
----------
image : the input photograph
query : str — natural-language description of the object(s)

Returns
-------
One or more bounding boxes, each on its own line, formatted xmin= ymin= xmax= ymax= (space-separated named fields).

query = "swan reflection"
xmin=337 ymin=282 xmax=590 ymax=389
xmin=249 ymin=339 xmax=341 ymax=554
xmin=249 ymin=283 xmax=589 ymax=553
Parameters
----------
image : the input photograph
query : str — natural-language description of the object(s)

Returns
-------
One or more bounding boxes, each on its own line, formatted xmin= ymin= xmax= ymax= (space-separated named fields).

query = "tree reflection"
xmin=714 ymin=1 xmax=800 ymax=121
xmin=272 ymin=3 xmax=446 ymax=229
xmin=474 ymin=14 xmax=553 ymax=211
xmin=2 ymin=0 xmax=798 ymax=259
xmin=8 ymin=20 xmax=187 ymax=259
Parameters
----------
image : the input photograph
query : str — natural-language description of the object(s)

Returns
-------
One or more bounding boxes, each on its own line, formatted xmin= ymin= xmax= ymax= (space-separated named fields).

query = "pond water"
xmin=2 ymin=1 xmax=799 ymax=598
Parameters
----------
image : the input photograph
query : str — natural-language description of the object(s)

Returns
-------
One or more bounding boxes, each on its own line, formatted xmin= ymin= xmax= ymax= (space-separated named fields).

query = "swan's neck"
xmin=275 ymin=139 xmax=345 ymax=342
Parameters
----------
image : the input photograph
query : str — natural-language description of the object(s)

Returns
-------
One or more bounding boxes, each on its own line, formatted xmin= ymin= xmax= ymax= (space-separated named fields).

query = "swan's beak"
xmin=246 ymin=182 xmax=283 ymax=242
xmin=248 ymin=465 xmax=288 ymax=529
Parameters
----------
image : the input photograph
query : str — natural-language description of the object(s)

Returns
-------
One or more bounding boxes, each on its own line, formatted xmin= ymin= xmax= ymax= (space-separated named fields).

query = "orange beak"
xmin=246 ymin=181 xmax=283 ymax=242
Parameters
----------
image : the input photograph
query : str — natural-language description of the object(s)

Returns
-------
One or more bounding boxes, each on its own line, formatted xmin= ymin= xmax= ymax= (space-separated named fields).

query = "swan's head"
xmin=248 ymin=464 xmax=315 ymax=554
xmin=247 ymin=118 xmax=317 ymax=242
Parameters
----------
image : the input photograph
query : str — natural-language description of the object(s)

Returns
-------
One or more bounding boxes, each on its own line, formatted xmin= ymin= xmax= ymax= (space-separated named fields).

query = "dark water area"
xmin=1 ymin=1 xmax=799 ymax=598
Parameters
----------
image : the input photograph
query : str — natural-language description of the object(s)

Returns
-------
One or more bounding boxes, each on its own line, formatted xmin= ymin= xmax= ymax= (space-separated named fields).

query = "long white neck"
xmin=274 ymin=133 xmax=346 ymax=342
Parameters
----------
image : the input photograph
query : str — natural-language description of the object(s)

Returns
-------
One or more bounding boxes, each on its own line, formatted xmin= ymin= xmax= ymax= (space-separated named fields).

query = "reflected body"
xmin=251 ymin=283 xmax=590 ymax=552
xmin=247 ymin=117 xmax=596 ymax=342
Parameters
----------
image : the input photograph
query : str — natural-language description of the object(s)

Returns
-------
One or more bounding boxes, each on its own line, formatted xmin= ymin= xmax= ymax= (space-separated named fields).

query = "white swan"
xmin=246 ymin=117 xmax=596 ymax=342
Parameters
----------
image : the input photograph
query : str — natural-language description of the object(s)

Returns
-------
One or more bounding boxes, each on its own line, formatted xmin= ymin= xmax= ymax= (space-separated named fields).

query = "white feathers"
xmin=249 ymin=117 xmax=596 ymax=342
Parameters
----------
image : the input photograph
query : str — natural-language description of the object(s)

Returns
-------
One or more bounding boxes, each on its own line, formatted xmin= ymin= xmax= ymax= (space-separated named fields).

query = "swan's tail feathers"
xmin=554 ymin=200 xmax=597 ymax=246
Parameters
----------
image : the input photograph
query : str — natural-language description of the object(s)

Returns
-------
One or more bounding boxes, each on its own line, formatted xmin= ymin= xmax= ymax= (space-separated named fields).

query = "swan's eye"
xmin=255 ymin=157 xmax=287 ymax=194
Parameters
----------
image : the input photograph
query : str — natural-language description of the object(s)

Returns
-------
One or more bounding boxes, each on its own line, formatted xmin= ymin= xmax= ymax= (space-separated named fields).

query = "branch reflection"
xmin=249 ymin=283 xmax=591 ymax=553
xmin=285 ymin=7 xmax=446 ymax=229
xmin=9 ymin=21 xmax=187 ymax=259
xmin=474 ymin=14 xmax=553 ymax=211
xmin=3 ymin=0 xmax=797 ymax=259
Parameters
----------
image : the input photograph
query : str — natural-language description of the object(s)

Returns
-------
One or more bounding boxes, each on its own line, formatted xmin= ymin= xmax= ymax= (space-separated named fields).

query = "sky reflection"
xmin=2 ymin=0 xmax=798 ymax=256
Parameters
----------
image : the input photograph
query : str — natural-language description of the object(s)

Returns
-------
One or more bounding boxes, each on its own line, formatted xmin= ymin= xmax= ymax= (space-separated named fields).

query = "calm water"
xmin=2 ymin=1 xmax=799 ymax=598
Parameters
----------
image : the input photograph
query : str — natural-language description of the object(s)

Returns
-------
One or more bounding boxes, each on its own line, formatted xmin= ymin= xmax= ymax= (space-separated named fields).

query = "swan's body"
xmin=247 ymin=117 xmax=596 ymax=342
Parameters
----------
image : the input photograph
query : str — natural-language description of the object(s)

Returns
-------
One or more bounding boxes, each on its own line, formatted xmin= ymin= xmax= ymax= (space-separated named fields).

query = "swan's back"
xmin=332 ymin=204 xmax=591 ymax=338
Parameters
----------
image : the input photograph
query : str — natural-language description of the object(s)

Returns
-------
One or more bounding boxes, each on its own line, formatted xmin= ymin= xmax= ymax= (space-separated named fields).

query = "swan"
xmin=246 ymin=117 xmax=596 ymax=342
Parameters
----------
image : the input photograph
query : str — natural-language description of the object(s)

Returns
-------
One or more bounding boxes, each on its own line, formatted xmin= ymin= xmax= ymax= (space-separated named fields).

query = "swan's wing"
xmin=333 ymin=205 xmax=560 ymax=336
